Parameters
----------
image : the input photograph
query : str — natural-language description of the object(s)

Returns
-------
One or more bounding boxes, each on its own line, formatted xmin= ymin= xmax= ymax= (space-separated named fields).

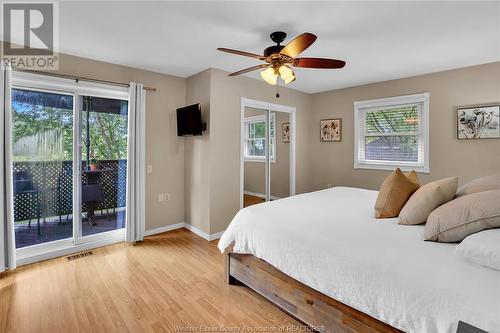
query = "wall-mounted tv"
xmin=176 ymin=103 xmax=205 ymax=136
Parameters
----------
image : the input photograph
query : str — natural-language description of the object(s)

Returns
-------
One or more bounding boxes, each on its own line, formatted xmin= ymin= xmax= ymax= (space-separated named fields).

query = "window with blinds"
xmin=354 ymin=93 xmax=430 ymax=173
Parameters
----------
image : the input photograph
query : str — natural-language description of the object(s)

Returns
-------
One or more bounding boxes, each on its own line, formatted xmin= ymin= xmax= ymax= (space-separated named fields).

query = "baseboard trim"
xmin=244 ymin=190 xmax=281 ymax=201
xmin=144 ymin=222 xmax=185 ymax=236
xmin=208 ymin=230 xmax=225 ymax=241
xmin=144 ymin=222 xmax=224 ymax=241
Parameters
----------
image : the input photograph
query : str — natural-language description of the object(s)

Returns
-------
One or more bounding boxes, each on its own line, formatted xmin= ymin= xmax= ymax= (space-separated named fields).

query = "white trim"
xmin=208 ymin=230 xmax=225 ymax=241
xmin=144 ymin=222 xmax=185 ymax=237
xmin=73 ymin=95 xmax=81 ymax=241
xmin=244 ymin=157 xmax=277 ymax=163
xmin=16 ymin=229 xmax=125 ymax=267
xmin=353 ymin=93 xmax=429 ymax=110
xmin=240 ymin=98 xmax=296 ymax=209
xmin=241 ymin=97 xmax=296 ymax=114
xmin=353 ymin=92 xmax=430 ymax=173
xmin=12 ymin=71 xmax=128 ymax=100
xmin=244 ymin=114 xmax=268 ymax=122
xmin=265 ymin=110 xmax=270 ymax=202
xmin=144 ymin=223 xmax=225 ymax=241
xmin=183 ymin=223 xmax=224 ymax=241
xmin=244 ymin=190 xmax=281 ymax=201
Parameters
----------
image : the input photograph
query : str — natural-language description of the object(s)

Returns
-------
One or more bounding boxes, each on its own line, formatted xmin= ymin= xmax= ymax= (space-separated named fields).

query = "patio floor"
xmin=15 ymin=210 xmax=125 ymax=248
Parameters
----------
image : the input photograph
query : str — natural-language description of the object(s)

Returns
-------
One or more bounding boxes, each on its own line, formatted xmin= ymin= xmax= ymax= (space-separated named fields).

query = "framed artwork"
xmin=457 ymin=105 xmax=500 ymax=139
xmin=282 ymin=122 xmax=290 ymax=143
xmin=320 ymin=118 xmax=342 ymax=142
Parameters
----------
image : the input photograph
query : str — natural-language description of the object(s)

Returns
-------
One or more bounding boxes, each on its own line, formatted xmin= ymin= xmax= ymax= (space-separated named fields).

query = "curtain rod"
xmin=14 ymin=69 xmax=157 ymax=92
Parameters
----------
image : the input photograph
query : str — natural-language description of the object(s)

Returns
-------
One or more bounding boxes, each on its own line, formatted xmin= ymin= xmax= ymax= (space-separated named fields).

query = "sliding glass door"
xmin=80 ymin=95 xmax=128 ymax=237
xmin=11 ymin=72 xmax=129 ymax=261
xmin=12 ymin=88 xmax=74 ymax=248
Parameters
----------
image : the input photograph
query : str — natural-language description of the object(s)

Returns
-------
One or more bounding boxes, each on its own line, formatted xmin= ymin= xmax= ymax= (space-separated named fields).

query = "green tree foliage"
xmin=12 ymin=89 xmax=128 ymax=162
xmin=364 ymin=106 xmax=419 ymax=160
xmin=82 ymin=111 xmax=128 ymax=161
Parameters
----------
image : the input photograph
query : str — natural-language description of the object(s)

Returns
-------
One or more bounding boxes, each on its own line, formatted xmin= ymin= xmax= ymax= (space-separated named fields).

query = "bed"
xmin=218 ymin=187 xmax=500 ymax=333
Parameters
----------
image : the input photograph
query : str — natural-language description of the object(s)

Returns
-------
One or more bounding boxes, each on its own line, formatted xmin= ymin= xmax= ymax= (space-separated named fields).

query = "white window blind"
xmin=354 ymin=93 xmax=430 ymax=173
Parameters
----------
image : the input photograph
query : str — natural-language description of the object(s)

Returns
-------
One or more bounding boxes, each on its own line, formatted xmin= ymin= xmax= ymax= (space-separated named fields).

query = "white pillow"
xmin=456 ymin=229 xmax=500 ymax=270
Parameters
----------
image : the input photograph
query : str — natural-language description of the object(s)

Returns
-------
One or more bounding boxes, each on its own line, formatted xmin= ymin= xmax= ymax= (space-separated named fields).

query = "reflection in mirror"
xmin=242 ymin=107 xmax=291 ymax=208
xmin=243 ymin=107 xmax=267 ymax=207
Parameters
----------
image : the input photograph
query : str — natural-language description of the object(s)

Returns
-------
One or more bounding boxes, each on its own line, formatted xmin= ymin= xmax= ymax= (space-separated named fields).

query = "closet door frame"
xmin=240 ymin=98 xmax=296 ymax=209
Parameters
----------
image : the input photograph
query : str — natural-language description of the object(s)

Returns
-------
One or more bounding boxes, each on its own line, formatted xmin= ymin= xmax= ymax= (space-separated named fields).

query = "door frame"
xmin=240 ymin=97 xmax=296 ymax=209
xmin=11 ymin=71 xmax=128 ymax=266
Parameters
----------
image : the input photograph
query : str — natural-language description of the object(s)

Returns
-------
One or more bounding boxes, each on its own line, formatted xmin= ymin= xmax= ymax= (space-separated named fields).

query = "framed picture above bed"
xmin=457 ymin=104 xmax=500 ymax=139
xmin=320 ymin=118 xmax=342 ymax=142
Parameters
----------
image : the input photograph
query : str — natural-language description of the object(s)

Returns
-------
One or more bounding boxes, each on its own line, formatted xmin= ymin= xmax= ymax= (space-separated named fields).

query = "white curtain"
xmin=125 ymin=83 xmax=146 ymax=242
xmin=0 ymin=63 xmax=16 ymax=272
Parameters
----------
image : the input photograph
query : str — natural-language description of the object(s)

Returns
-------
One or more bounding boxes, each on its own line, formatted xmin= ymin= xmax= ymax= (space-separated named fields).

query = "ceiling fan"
xmin=217 ymin=31 xmax=345 ymax=87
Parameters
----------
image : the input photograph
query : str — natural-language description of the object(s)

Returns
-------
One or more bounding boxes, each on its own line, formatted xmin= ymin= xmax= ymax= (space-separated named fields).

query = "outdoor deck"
xmin=13 ymin=159 xmax=127 ymax=248
xmin=15 ymin=210 xmax=125 ymax=248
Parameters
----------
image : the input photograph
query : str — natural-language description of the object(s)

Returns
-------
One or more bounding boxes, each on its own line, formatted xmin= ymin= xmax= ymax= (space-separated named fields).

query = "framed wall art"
xmin=457 ymin=105 xmax=500 ymax=139
xmin=320 ymin=118 xmax=342 ymax=142
xmin=282 ymin=122 xmax=290 ymax=143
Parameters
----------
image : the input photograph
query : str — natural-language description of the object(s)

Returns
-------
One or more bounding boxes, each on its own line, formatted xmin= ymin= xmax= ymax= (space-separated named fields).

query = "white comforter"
xmin=218 ymin=187 xmax=500 ymax=333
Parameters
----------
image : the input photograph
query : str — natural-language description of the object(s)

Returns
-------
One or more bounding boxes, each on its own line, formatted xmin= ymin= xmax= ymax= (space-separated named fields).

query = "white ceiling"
xmin=56 ymin=1 xmax=500 ymax=93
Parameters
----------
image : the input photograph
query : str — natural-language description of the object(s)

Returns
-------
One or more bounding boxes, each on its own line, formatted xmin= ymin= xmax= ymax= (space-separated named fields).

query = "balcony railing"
xmin=13 ymin=159 xmax=127 ymax=223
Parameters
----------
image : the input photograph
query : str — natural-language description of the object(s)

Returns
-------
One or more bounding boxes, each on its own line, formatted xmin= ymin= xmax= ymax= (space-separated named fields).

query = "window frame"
xmin=353 ymin=93 xmax=430 ymax=173
xmin=243 ymin=112 xmax=276 ymax=163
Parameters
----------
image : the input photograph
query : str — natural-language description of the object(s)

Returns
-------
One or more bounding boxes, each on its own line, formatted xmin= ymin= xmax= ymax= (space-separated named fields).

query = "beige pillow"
xmin=424 ymin=190 xmax=500 ymax=242
xmin=374 ymin=168 xmax=420 ymax=218
xmin=399 ymin=177 xmax=458 ymax=225
xmin=455 ymin=174 xmax=500 ymax=198
xmin=404 ymin=171 xmax=419 ymax=186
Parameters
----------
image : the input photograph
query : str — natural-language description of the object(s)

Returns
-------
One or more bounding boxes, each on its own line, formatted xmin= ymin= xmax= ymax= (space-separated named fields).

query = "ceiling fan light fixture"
xmin=219 ymin=31 xmax=345 ymax=89
xmin=283 ymin=73 xmax=296 ymax=85
xmin=260 ymin=67 xmax=278 ymax=85
xmin=279 ymin=65 xmax=296 ymax=84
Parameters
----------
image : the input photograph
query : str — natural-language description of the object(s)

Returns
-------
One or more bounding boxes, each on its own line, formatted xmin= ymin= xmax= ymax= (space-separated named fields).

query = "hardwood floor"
xmin=0 ymin=228 xmax=300 ymax=333
xmin=243 ymin=194 xmax=265 ymax=207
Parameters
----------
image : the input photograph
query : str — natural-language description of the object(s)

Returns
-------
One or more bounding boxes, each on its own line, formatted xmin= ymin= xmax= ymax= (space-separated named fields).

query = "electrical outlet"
xmin=147 ymin=165 xmax=153 ymax=174
xmin=158 ymin=193 xmax=169 ymax=202
xmin=327 ymin=183 xmax=332 ymax=188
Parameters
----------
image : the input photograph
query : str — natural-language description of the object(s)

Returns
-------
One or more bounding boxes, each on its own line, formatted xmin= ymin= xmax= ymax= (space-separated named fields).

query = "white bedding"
xmin=218 ymin=187 xmax=500 ymax=333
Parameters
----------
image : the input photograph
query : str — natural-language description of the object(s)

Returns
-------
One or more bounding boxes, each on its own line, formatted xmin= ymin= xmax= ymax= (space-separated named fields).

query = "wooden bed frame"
xmin=226 ymin=253 xmax=403 ymax=333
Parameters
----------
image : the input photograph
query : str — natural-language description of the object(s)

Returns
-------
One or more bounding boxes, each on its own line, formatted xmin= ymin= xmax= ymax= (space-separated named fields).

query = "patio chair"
xmin=13 ymin=170 xmax=42 ymax=235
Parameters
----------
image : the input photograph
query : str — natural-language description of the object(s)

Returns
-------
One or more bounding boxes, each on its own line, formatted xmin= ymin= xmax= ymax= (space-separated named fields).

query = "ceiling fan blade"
xmin=293 ymin=58 xmax=346 ymax=69
xmin=217 ymin=48 xmax=266 ymax=60
xmin=280 ymin=33 xmax=317 ymax=58
xmin=228 ymin=64 xmax=269 ymax=76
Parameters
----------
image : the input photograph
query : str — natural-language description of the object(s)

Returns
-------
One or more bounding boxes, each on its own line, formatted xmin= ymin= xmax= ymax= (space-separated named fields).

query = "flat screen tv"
xmin=177 ymin=103 xmax=203 ymax=136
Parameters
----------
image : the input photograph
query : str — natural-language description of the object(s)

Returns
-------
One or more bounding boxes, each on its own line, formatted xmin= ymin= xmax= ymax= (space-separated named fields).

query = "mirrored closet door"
xmin=243 ymin=106 xmax=268 ymax=207
xmin=241 ymin=99 xmax=295 ymax=209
